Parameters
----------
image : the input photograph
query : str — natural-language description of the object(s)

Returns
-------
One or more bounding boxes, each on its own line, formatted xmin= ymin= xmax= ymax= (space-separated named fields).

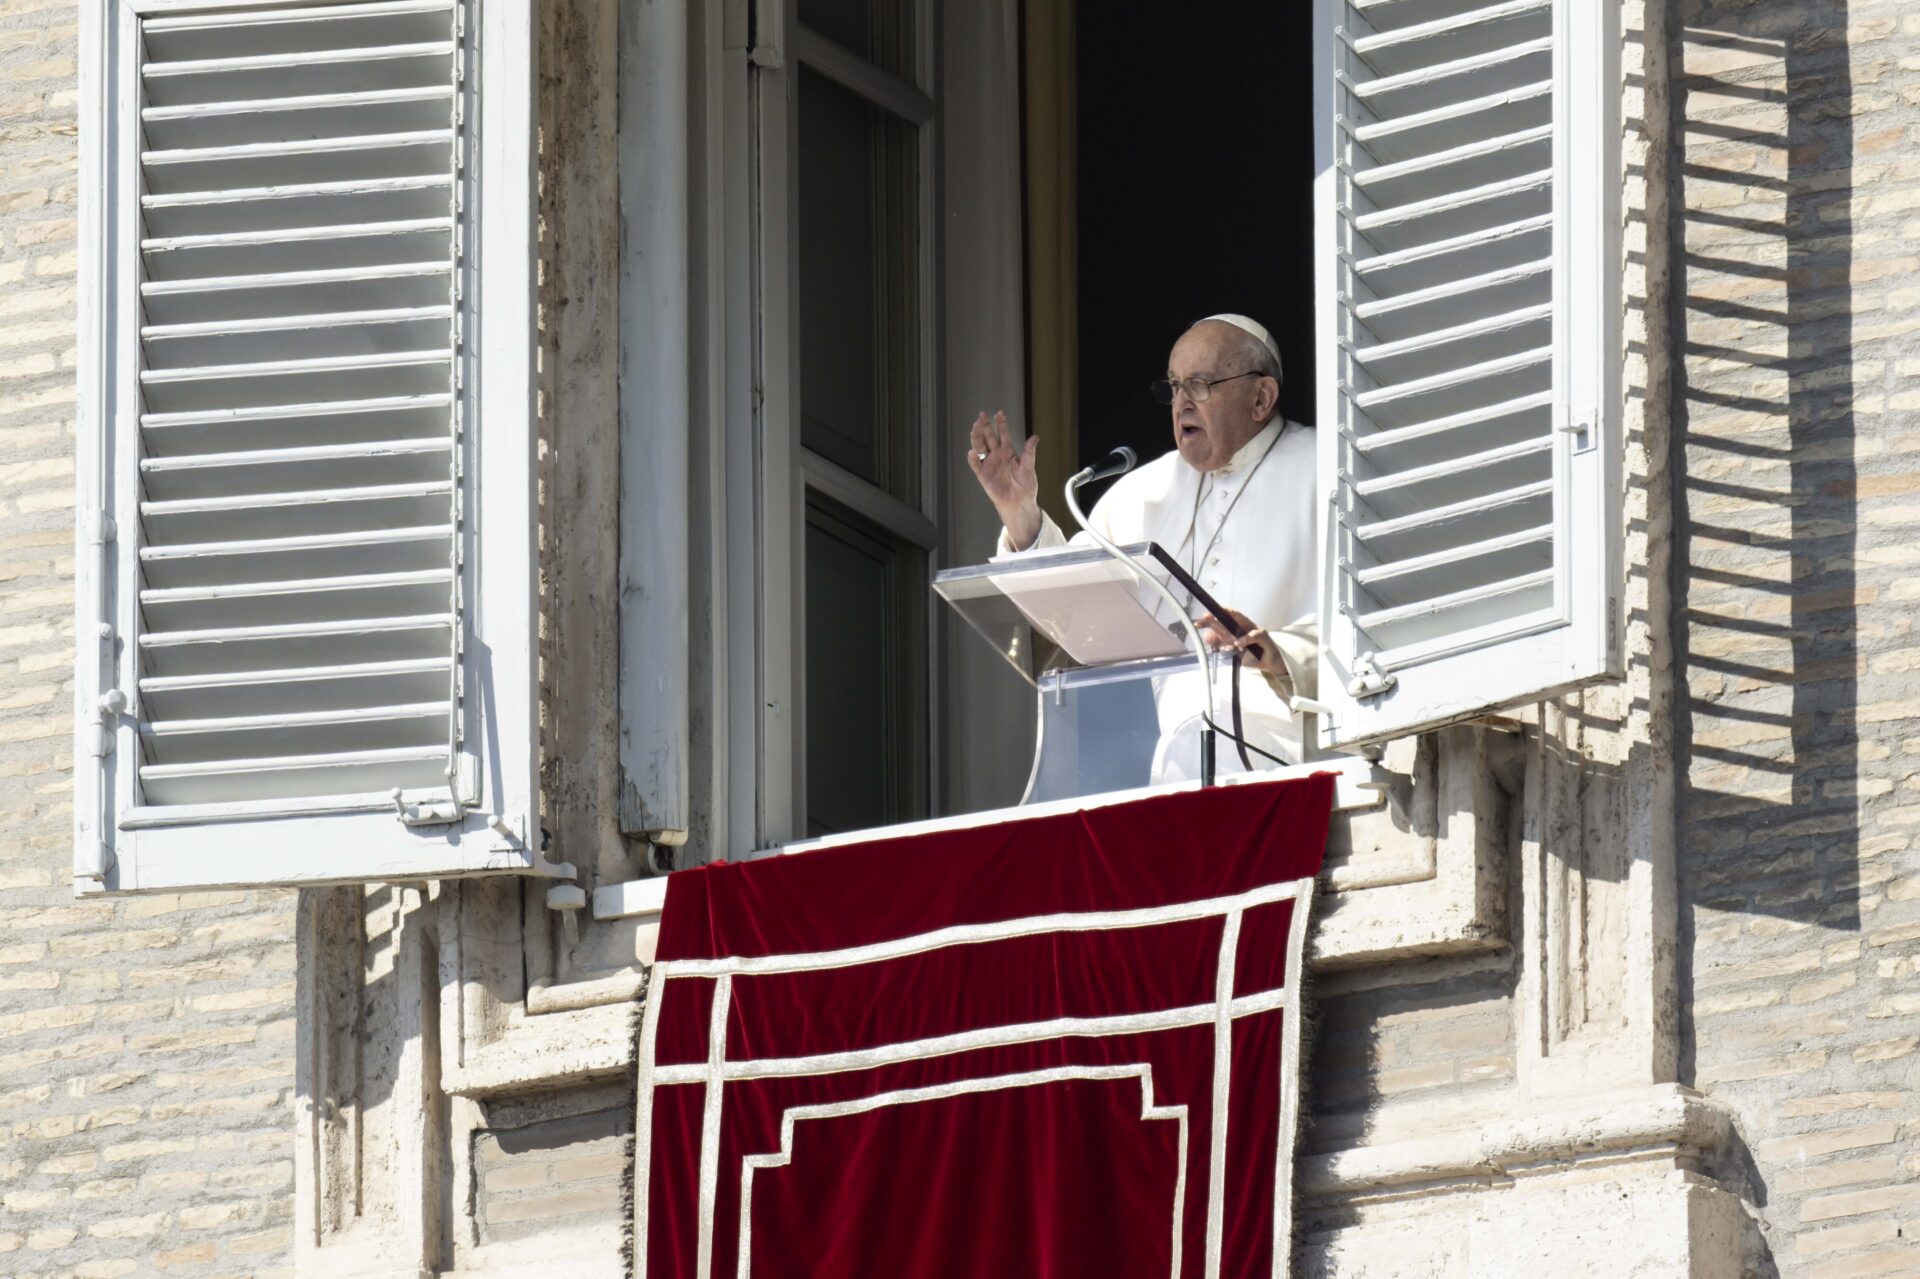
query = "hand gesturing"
xmin=964 ymin=410 xmax=1042 ymax=550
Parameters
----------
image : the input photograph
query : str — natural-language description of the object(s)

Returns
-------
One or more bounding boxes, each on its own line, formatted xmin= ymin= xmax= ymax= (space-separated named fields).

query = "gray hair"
xmin=1235 ymin=329 xmax=1283 ymax=388
xmin=1224 ymin=327 xmax=1282 ymax=424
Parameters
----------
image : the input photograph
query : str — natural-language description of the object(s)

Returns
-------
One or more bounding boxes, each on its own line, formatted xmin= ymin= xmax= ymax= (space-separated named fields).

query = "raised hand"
xmin=964 ymin=410 xmax=1042 ymax=550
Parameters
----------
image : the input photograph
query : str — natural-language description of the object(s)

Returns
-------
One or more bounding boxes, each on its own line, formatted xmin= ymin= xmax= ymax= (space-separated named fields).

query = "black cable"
xmin=1202 ymin=651 xmax=1289 ymax=773
xmin=1202 ymin=717 xmax=1287 ymax=768
xmin=1230 ymin=650 xmax=1253 ymax=771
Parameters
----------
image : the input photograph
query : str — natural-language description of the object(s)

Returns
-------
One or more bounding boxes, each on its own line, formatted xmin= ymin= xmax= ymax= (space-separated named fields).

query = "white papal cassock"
xmin=998 ymin=418 xmax=1319 ymax=772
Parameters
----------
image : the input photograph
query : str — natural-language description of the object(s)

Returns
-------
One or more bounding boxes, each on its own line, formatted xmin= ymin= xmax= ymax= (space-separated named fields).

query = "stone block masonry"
xmin=0 ymin=2 xmax=300 ymax=1275
xmin=1677 ymin=0 xmax=1920 ymax=1274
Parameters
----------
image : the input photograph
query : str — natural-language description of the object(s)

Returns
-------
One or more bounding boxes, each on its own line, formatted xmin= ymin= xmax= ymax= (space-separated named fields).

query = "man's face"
xmin=1166 ymin=323 xmax=1273 ymax=472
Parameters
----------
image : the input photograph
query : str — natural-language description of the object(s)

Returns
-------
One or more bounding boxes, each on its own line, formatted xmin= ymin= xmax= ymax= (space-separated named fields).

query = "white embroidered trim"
xmin=694 ymin=973 xmax=731 ymax=1279
xmin=630 ymin=957 xmax=669 ymax=1279
xmin=659 ymin=879 xmax=1306 ymax=979
xmin=1270 ymin=878 xmax=1314 ymax=1277
xmin=648 ymin=985 xmax=1289 ymax=1088
xmin=1204 ymin=911 xmax=1243 ymax=1278
xmin=734 ymin=1065 xmax=1190 ymax=1279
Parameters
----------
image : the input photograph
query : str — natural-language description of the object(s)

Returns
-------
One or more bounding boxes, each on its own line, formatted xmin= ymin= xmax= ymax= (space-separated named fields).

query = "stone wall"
xmin=1676 ymin=0 xmax=1920 ymax=1274
xmin=0 ymin=2 xmax=300 ymax=1275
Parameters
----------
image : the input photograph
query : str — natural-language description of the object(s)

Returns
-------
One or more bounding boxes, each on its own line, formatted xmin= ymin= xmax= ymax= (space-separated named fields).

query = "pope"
xmin=964 ymin=313 xmax=1319 ymax=768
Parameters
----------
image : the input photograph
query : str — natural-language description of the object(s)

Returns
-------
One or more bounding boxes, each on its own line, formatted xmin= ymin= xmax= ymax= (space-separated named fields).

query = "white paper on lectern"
xmin=985 ymin=553 xmax=1188 ymax=666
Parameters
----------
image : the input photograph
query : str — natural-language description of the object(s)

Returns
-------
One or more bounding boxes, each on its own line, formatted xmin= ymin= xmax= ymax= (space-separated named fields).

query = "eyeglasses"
xmin=1148 ymin=370 xmax=1260 ymax=406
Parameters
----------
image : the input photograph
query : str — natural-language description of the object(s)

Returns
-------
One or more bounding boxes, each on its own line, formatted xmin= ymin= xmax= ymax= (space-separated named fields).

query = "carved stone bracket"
xmin=1313 ymin=725 xmax=1524 ymax=967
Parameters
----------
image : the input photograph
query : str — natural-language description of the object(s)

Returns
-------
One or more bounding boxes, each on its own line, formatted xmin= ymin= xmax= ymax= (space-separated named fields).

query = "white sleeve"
xmin=994 ymin=479 xmax=1132 ymax=556
xmin=996 ymin=507 xmax=1104 ymax=556
xmin=996 ymin=511 xmax=1064 ymax=556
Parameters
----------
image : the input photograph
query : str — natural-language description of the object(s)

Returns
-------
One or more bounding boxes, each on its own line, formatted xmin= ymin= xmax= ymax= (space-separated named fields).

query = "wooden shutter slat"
xmin=1353 ymin=300 xmax=1552 ymax=364
xmin=138 ymin=745 xmax=452 ymax=807
xmin=142 ymin=572 xmax=452 ymax=633
xmin=1350 ymin=0 xmax=1550 ymax=67
xmin=1355 ymin=523 xmax=1553 ymax=587
xmin=142 ymin=655 xmax=450 ymax=694
xmin=1355 ymin=569 xmax=1554 ymax=636
xmin=1352 ymin=346 xmax=1551 ymax=412
xmin=144 ymin=305 xmax=455 ymax=341
xmin=140 ymin=0 xmax=454 ymax=36
xmin=1344 ymin=37 xmax=1552 ymax=105
xmin=1352 ymin=477 xmax=1553 ymax=542
xmin=1352 ymin=123 xmax=1551 ymax=199
xmin=142 ymin=438 xmax=448 ymax=470
xmin=141 ymin=658 xmax=452 ymax=723
xmin=141 ymin=613 xmax=451 ymax=649
xmin=139 ymin=395 xmax=454 ymax=465
xmin=143 ymin=84 xmax=453 ymax=122
xmin=142 ymin=260 xmax=447 ymax=296
xmin=143 ymin=217 xmax=454 ymax=253
xmin=144 ymin=43 xmax=454 ymax=79
xmin=1351 ymin=211 xmax=1550 ymax=278
xmin=1352 ymin=81 xmax=1551 ymax=160
xmin=146 ymin=701 xmax=447 ymax=736
xmin=137 ymin=523 xmax=450 ymax=560
xmin=140 ymin=350 xmax=451 ymax=383
xmin=143 ymin=478 xmax=450 ymax=516
xmin=1355 ymin=257 xmax=1548 ymax=325
xmin=1352 ymin=389 xmax=1552 ymax=455
xmin=1353 ymin=434 xmax=1551 ymax=499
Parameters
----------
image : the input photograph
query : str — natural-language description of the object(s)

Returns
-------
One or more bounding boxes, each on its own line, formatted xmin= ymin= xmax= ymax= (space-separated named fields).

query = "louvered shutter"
xmin=1312 ymin=0 xmax=1622 ymax=748
xmin=75 ymin=0 xmax=539 ymax=892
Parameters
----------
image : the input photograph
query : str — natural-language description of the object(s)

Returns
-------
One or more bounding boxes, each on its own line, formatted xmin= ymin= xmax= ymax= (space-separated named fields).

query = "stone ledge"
xmin=443 ymin=998 xmax=636 ymax=1097
xmin=1300 ymin=1084 xmax=1737 ymax=1197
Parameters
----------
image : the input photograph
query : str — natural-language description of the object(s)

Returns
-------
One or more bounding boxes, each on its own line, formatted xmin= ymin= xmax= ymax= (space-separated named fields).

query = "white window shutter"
xmin=75 ymin=0 xmax=541 ymax=893
xmin=1312 ymin=0 xmax=1622 ymax=748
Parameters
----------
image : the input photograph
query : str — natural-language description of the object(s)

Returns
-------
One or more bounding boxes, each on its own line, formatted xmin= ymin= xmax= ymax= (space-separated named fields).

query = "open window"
xmin=703 ymin=0 xmax=1625 ymax=852
xmin=74 ymin=0 xmax=540 ymax=893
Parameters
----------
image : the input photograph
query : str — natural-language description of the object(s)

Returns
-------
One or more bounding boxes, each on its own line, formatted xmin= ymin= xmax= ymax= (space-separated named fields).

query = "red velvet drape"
xmin=636 ymin=776 xmax=1334 ymax=1278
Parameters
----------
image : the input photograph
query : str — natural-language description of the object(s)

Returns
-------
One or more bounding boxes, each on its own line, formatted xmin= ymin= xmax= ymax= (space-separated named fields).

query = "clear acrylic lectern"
xmin=933 ymin=542 xmax=1304 ymax=805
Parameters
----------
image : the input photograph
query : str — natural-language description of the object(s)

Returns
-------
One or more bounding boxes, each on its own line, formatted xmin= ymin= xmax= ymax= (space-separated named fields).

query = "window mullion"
xmin=793 ymin=23 xmax=933 ymax=125
xmin=800 ymin=448 xmax=937 ymax=550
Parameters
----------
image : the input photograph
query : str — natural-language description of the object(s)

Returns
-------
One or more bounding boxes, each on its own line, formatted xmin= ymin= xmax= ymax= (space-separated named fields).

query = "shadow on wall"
xmin=1672 ymin=0 xmax=1862 ymax=952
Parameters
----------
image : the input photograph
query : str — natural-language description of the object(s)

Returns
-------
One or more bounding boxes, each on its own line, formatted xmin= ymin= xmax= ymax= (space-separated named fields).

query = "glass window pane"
xmin=805 ymin=495 xmax=927 ymax=837
xmin=798 ymin=0 xmax=915 ymax=80
xmin=798 ymin=65 xmax=920 ymax=502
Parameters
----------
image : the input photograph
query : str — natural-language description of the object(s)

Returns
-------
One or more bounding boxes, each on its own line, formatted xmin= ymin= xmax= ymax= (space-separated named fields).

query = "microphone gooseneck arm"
xmin=1063 ymin=450 xmax=1221 ymax=785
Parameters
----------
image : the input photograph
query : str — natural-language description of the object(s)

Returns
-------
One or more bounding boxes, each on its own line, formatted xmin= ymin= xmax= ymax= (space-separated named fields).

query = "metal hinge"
xmin=91 ymin=688 xmax=126 ymax=758
xmin=75 ymin=839 xmax=114 ymax=884
xmin=745 ymin=0 xmax=782 ymax=66
xmin=486 ymin=813 xmax=577 ymax=881
xmin=1348 ymin=652 xmax=1397 ymax=699
xmin=83 ymin=508 xmax=116 ymax=546
xmin=392 ymin=790 xmax=463 ymax=826
xmin=390 ymin=753 xmax=481 ymax=826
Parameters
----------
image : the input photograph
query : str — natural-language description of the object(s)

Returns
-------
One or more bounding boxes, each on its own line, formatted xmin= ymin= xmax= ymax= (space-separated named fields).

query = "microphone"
xmin=1070 ymin=446 xmax=1137 ymax=488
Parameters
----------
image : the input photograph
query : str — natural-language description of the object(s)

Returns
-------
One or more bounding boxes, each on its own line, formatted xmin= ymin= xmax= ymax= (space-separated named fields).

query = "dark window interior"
xmin=1074 ymin=2 xmax=1315 ymax=473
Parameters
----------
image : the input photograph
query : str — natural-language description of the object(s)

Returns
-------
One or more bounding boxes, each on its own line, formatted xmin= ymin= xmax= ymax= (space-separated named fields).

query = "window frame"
xmin=742 ymin=0 xmax=944 ymax=848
